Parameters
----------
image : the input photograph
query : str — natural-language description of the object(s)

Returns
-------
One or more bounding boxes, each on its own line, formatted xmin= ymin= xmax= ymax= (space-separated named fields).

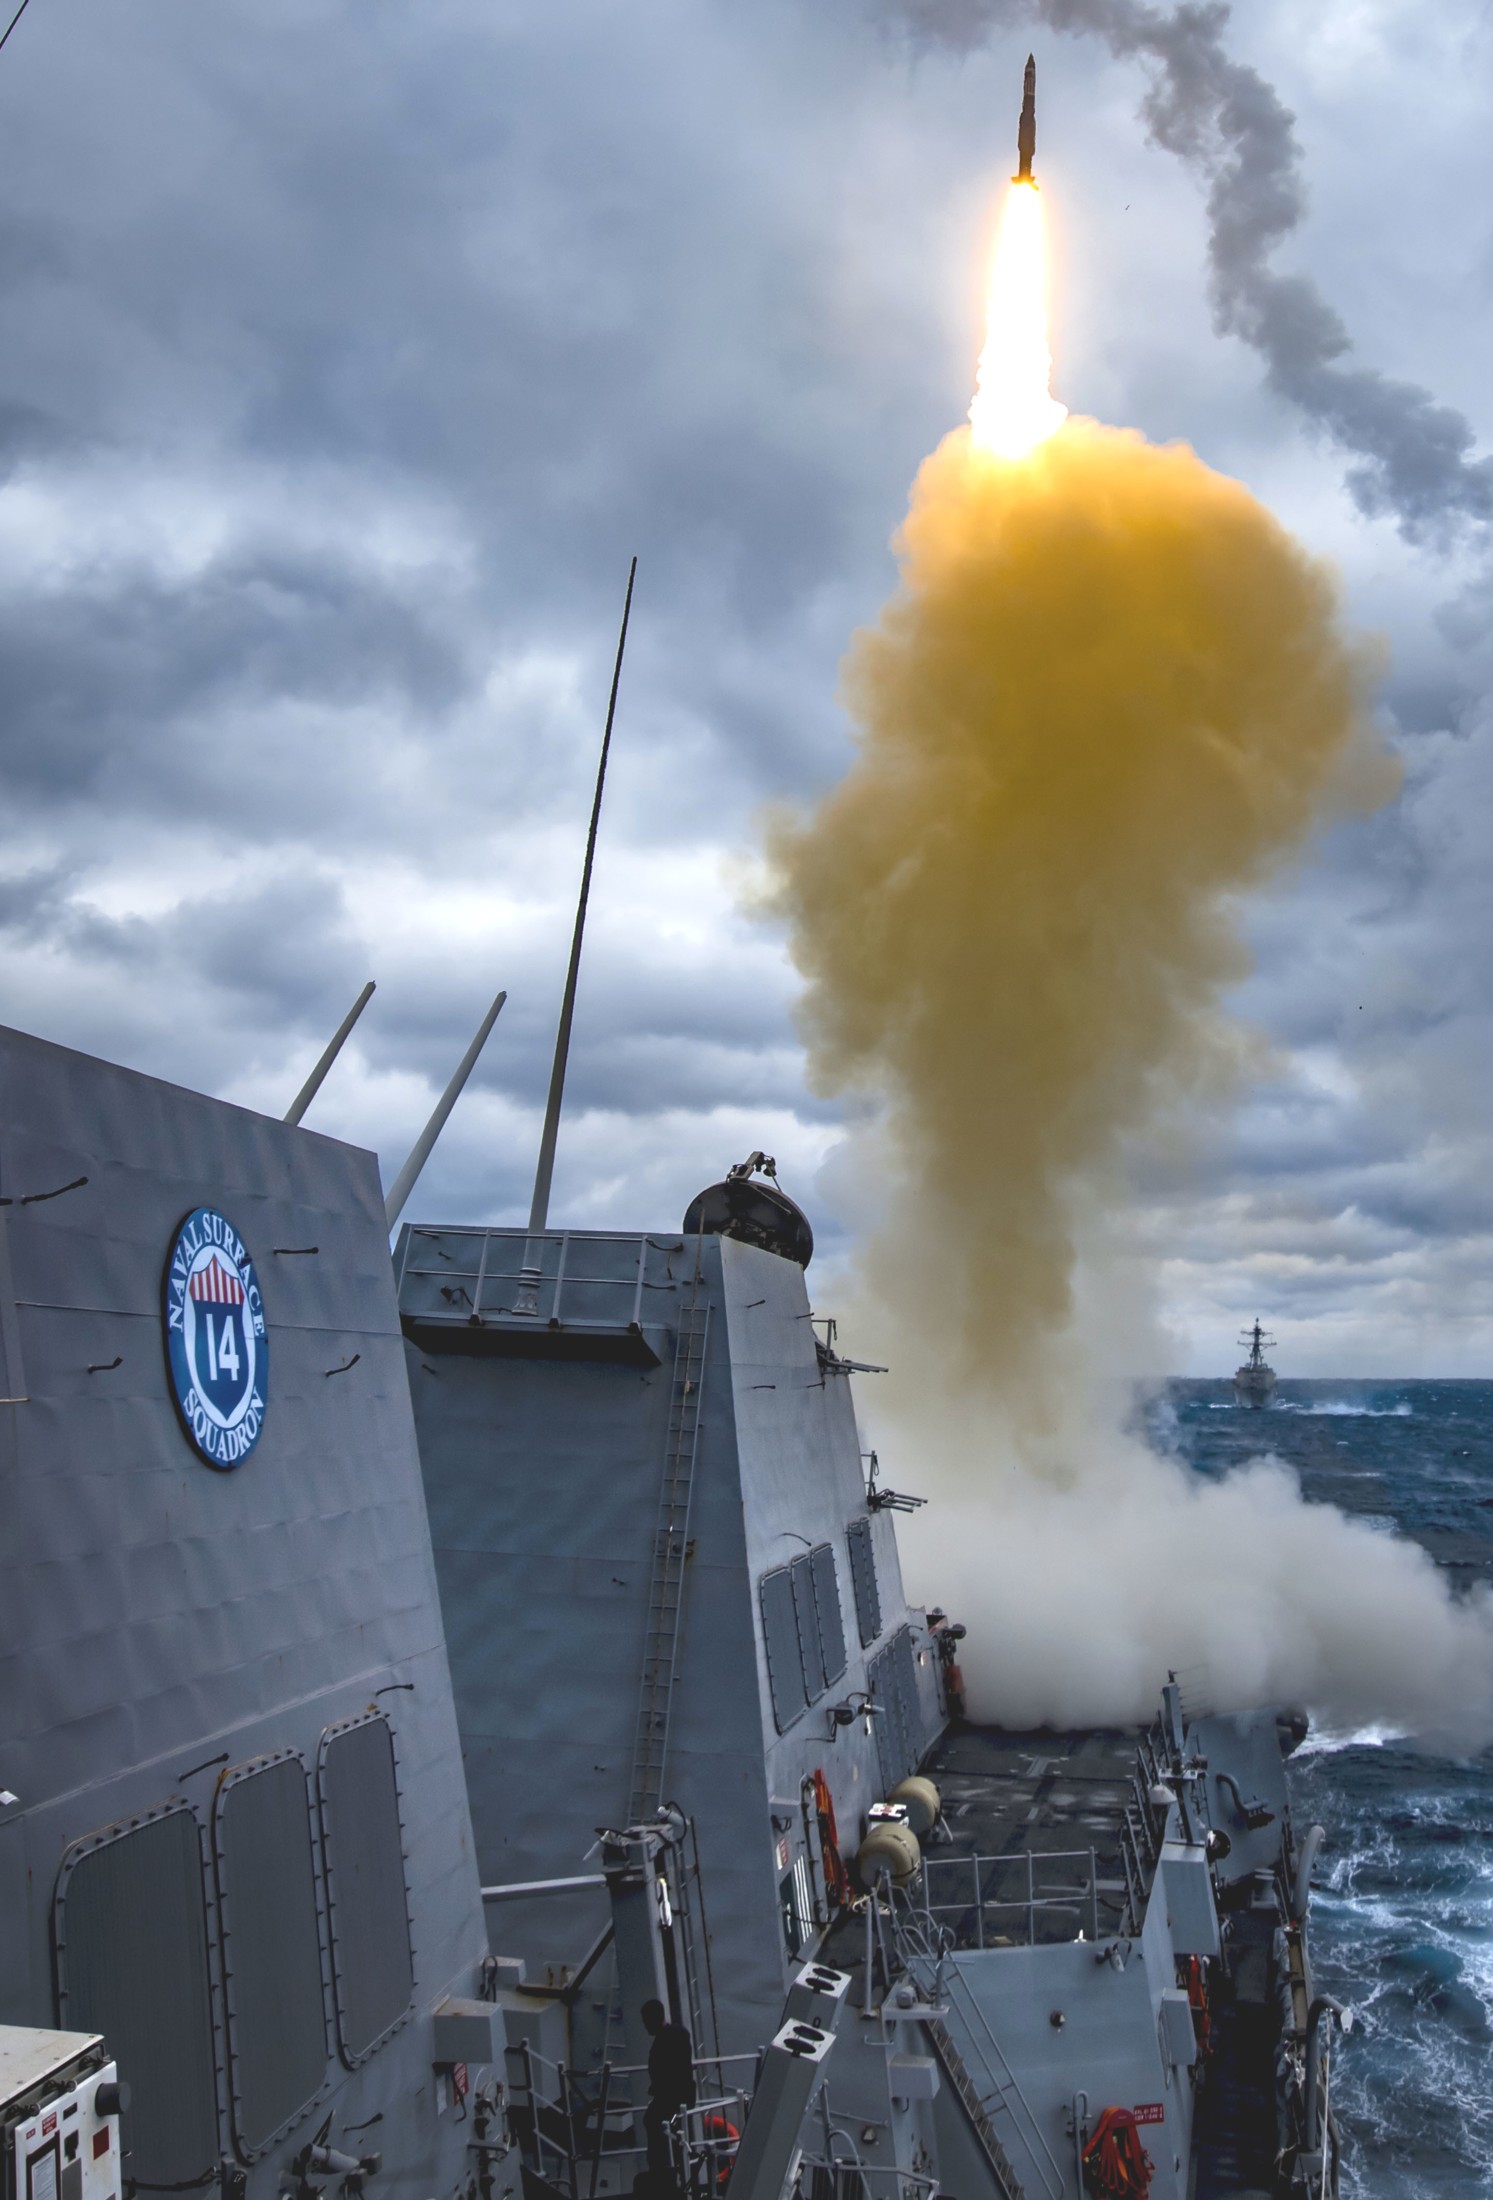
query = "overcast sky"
xmin=1 ymin=0 xmax=1490 ymax=1374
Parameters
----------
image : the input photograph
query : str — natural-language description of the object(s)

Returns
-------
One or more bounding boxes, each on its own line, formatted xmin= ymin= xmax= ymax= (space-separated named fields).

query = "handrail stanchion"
xmin=588 ymin=2063 xmax=611 ymax=2200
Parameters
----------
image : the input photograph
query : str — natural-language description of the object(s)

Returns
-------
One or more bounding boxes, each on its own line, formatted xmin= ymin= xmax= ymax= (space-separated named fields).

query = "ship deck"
xmin=819 ymin=1721 xmax=1287 ymax=2199
xmin=915 ymin=1721 xmax=1146 ymax=1950
xmin=823 ymin=1721 xmax=1146 ymax=1980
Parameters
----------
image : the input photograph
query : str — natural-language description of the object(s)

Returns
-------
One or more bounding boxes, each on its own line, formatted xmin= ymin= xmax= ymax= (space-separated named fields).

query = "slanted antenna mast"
xmin=384 ymin=988 xmax=508 ymax=1231
xmin=528 ymin=556 xmax=637 ymax=1233
xmin=283 ymin=980 xmax=376 ymax=1125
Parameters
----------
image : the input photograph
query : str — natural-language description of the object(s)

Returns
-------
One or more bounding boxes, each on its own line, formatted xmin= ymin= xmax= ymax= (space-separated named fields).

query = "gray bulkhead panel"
xmin=0 ymin=1024 xmax=489 ymax=2193
xmin=1191 ymin=1709 xmax=1296 ymax=1886
xmin=945 ymin=1920 xmax=1194 ymax=2200
xmin=403 ymin=1221 xmax=945 ymax=2060
xmin=407 ymin=1228 xmax=784 ymax=2048
xmin=719 ymin=1238 xmax=945 ymax=1895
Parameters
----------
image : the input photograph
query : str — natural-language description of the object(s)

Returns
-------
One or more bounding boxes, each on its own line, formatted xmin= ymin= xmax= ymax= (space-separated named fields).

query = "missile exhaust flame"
xmin=969 ymin=58 xmax=1064 ymax=464
xmin=968 ymin=182 xmax=1067 ymax=460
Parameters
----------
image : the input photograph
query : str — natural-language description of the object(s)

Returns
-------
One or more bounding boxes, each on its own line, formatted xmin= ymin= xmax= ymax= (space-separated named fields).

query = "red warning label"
xmin=1132 ymin=2103 xmax=1166 ymax=2125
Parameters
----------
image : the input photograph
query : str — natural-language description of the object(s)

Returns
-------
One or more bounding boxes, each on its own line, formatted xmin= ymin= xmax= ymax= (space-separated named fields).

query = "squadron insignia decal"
xmin=163 ymin=1207 xmax=268 ymax=1468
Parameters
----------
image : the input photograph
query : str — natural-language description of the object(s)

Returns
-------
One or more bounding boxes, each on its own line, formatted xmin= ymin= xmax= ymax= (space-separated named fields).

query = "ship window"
xmin=55 ymin=1804 xmax=219 ymax=2186
xmin=318 ymin=1716 xmax=414 ymax=2065
xmin=215 ymin=1754 xmax=328 ymax=2155
xmin=846 ymin=1518 xmax=881 ymax=1647
xmin=808 ymin=1544 xmax=847 ymax=1690
xmin=760 ymin=1566 xmax=809 ymax=1731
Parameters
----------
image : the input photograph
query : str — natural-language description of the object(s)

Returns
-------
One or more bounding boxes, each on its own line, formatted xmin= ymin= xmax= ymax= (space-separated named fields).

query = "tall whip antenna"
xmin=527 ymin=556 xmax=637 ymax=1234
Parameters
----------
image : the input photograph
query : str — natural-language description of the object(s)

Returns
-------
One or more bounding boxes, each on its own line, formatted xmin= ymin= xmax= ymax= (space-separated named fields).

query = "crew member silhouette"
xmin=641 ymin=1997 xmax=695 ymax=2189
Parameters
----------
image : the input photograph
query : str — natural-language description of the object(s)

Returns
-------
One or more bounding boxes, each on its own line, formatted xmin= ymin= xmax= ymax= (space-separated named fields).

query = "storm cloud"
xmin=0 ymin=0 xmax=1490 ymax=1368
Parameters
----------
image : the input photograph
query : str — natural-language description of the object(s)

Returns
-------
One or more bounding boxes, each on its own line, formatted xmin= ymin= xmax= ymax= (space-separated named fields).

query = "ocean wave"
xmin=1294 ymin=1724 xmax=1403 ymax=1757
xmin=1275 ymin=1400 xmax=1415 ymax=1418
xmin=1178 ymin=1385 xmax=1493 ymax=2196
xmin=1312 ymin=1848 xmax=1493 ymax=2196
xmin=1203 ymin=1399 xmax=1412 ymax=1416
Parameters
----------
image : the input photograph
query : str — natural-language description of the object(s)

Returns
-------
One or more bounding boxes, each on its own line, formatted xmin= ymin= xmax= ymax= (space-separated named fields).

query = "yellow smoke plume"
xmin=773 ymin=417 xmax=1393 ymax=1410
xmin=764 ymin=419 xmax=1493 ymax=1742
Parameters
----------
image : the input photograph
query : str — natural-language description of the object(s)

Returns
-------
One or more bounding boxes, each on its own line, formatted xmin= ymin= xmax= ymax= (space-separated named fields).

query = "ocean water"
xmin=1155 ymin=1380 xmax=1493 ymax=2199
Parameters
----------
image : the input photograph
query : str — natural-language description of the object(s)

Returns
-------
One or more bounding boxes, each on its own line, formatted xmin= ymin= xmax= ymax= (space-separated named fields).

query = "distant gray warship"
xmin=1234 ymin=1323 xmax=1278 ymax=1410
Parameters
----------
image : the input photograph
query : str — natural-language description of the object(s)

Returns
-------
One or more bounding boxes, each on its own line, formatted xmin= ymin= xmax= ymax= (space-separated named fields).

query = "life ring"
xmin=698 ymin=2112 xmax=739 ymax=2189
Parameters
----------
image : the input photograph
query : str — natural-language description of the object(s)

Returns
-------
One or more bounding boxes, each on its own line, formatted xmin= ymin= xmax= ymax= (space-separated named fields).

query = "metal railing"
xmin=397 ymin=1224 xmax=685 ymax=1334
xmin=511 ymin=2040 xmax=756 ymax=2200
xmin=921 ymin=1847 xmax=1105 ymax=1949
xmin=889 ymin=1908 xmax=1060 ymax=2200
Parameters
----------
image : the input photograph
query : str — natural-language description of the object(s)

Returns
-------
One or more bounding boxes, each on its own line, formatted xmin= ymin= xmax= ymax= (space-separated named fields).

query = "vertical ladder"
xmin=627 ymin=1273 xmax=710 ymax=1822
xmin=671 ymin=1837 xmax=720 ymax=2076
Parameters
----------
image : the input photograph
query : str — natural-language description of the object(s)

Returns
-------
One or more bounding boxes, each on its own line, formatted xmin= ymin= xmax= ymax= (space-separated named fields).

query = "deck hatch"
xmin=808 ymin=1543 xmax=846 ymax=1689
xmin=55 ymin=1801 xmax=220 ymax=2185
xmin=760 ymin=1566 xmax=809 ymax=1730
xmin=318 ymin=1714 xmax=415 ymax=2065
xmin=846 ymin=1517 xmax=881 ymax=1647
xmin=214 ymin=1751 xmax=329 ymax=2155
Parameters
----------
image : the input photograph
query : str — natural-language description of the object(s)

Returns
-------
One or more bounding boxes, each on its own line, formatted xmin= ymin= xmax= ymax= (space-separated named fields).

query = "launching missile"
xmin=1014 ymin=52 xmax=1036 ymax=184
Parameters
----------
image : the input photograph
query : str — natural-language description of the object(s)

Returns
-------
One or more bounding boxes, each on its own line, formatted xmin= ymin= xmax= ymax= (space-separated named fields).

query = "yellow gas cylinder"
xmin=888 ymin=1777 xmax=941 ymax=1838
xmin=854 ymin=1819 xmax=922 ymax=1890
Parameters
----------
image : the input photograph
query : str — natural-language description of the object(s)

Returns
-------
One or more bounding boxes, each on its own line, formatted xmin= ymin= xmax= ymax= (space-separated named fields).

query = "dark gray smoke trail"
xmin=881 ymin=0 xmax=1493 ymax=541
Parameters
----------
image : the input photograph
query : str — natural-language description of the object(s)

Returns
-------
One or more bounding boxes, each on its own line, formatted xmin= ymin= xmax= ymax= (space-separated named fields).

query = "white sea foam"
xmin=1293 ymin=1722 xmax=1404 ymax=1758
xmin=1205 ymin=1399 xmax=1412 ymax=1417
xmin=1205 ymin=1400 xmax=1412 ymax=1418
xmin=1274 ymin=1400 xmax=1414 ymax=1418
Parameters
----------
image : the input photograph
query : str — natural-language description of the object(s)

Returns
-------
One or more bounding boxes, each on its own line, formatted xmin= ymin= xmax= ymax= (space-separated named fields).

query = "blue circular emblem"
xmin=163 ymin=1207 xmax=268 ymax=1469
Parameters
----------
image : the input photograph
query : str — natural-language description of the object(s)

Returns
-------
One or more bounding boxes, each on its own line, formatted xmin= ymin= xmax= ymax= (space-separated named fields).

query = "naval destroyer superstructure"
xmin=395 ymin=1155 xmax=1344 ymax=2200
xmin=0 ymin=1021 xmax=1345 ymax=2200
xmin=0 ymin=1025 xmax=495 ymax=2197
xmin=1233 ymin=1325 xmax=1278 ymax=1410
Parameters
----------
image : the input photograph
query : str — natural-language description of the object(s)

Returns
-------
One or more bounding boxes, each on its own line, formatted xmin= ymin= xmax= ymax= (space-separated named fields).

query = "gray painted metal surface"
xmin=0 ymin=1012 xmax=1327 ymax=2200
xmin=55 ymin=1803 xmax=219 ymax=2181
xmin=398 ymin=1219 xmax=946 ymax=2062
xmin=216 ymin=1752 xmax=331 ymax=2155
xmin=0 ymin=1023 xmax=490 ymax=2195
xmin=319 ymin=1712 xmax=417 ymax=2063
